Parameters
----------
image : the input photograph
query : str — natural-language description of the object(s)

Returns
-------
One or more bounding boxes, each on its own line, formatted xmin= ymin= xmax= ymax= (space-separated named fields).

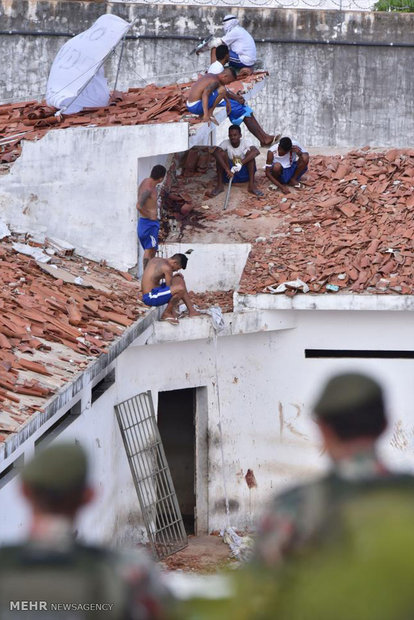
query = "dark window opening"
xmin=305 ymin=350 xmax=414 ymax=359
xmin=91 ymin=369 xmax=116 ymax=404
xmin=157 ymin=388 xmax=196 ymax=535
xmin=35 ymin=401 xmax=82 ymax=449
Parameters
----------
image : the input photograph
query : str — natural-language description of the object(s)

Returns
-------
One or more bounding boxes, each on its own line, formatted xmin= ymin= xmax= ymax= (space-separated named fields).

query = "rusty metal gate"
xmin=115 ymin=391 xmax=188 ymax=559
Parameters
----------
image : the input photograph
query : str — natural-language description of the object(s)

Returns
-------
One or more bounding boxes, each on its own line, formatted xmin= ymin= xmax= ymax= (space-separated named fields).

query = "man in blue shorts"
xmin=137 ymin=164 xmax=166 ymax=270
xmin=265 ymin=137 xmax=309 ymax=195
xmin=208 ymin=124 xmax=264 ymax=197
xmin=141 ymin=254 xmax=200 ymax=325
xmin=186 ymin=71 xmax=276 ymax=146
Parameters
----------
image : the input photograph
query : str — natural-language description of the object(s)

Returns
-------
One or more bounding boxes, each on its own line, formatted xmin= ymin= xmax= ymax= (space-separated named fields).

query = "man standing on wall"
xmin=137 ymin=165 xmax=166 ymax=270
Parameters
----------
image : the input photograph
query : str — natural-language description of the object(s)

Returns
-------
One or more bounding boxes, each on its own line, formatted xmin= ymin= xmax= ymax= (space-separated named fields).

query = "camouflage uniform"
xmin=0 ymin=444 xmax=167 ymax=620
xmin=254 ymin=449 xmax=414 ymax=567
xmin=246 ymin=374 xmax=414 ymax=620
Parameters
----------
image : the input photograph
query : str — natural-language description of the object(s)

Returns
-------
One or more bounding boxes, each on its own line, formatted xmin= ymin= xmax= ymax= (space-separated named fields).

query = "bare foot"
xmin=206 ymin=187 xmax=224 ymax=198
xmin=248 ymin=187 xmax=264 ymax=197
xmin=188 ymin=310 xmax=201 ymax=317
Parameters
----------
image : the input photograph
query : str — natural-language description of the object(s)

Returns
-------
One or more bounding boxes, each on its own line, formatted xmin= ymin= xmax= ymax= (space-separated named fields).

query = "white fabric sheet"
xmin=46 ymin=14 xmax=131 ymax=114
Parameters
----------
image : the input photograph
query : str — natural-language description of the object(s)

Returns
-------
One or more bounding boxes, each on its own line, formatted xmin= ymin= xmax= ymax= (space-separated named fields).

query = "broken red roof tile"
xmin=0 ymin=72 xmax=268 ymax=169
xmin=0 ymin=235 xmax=148 ymax=442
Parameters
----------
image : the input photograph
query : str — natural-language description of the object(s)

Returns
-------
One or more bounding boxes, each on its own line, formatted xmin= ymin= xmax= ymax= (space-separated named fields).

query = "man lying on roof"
xmin=208 ymin=125 xmax=264 ymax=197
xmin=186 ymin=69 xmax=277 ymax=147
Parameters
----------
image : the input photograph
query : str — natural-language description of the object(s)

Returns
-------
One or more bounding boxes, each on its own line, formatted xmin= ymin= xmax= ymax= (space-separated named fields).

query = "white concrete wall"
xmin=2 ymin=307 xmax=414 ymax=543
xmin=114 ymin=308 xmax=414 ymax=533
xmin=0 ymin=364 xmax=145 ymax=547
xmin=162 ymin=243 xmax=251 ymax=292
xmin=0 ymin=124 xmax=188 ymax=271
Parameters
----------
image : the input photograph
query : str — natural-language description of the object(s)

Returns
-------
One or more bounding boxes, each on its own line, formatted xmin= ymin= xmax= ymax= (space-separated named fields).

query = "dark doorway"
xmin=157 ymin=388 xmax=196 ymax=535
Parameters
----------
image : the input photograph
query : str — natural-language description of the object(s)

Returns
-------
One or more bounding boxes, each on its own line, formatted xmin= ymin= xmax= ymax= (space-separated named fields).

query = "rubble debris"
xmin=0 ymin=234 xmax=147 ymax=441
xmin=12 ymin=242 xmax=51 ymax=263
xmin=237 ymin=148 xmax=414 ymax=296
xmin=45 ymin=237 xmax=75 ymax=256
xmin=0 ymin=72 xmax=268 ymax=169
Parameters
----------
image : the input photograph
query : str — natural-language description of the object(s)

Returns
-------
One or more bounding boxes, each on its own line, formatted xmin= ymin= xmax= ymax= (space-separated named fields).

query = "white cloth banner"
xmin=46 ymin=14 xmax=131 ymax=114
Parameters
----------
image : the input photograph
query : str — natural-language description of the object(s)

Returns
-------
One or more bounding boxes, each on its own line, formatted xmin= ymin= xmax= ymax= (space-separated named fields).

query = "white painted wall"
xmin=162 ymin=243 xmax=251 ymax=292
xmin=2 ymin=307 xmax=414 ymax=543
xmin=0 ymin=124 xmax=188 ymax=271
xmin=0 ymin=365 xmax=145 ymax=547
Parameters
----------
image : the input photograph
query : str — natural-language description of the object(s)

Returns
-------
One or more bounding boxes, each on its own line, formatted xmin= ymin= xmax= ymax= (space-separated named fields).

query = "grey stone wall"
xmin=1 ymin=1 xmax=413 ymax=146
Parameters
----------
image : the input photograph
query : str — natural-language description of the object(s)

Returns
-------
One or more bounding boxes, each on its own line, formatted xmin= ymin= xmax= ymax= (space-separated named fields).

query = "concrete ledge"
xmin=235 ymin=292 xmax=414 ymax=312
xmin=140 ymin=309 xmax=296 ymax=345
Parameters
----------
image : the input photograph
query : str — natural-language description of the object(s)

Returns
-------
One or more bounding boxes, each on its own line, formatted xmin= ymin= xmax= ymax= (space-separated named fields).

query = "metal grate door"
xmin=115 ymin=391 xmax=188 ymax=559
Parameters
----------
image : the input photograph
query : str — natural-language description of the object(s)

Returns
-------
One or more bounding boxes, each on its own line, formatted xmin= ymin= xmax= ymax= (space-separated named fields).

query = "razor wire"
xmin=111 ymin=0 xmax=377 ymax=9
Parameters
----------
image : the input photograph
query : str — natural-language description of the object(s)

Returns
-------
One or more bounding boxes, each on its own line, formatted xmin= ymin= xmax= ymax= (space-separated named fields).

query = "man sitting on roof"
xmin=208 ymin=44 xmax=230 ymax=75
xmin=209 ymin=15 xmax=256 ymax=77
xmin=208 ymin=125 xmax=264 ymax=197
xmin=186 ymin=70 xmax=277 ymax=147
xmin=141 ymin=254 xmax=200 ymax=325
xmin=265 ymin=136 xmax=309 ymax=194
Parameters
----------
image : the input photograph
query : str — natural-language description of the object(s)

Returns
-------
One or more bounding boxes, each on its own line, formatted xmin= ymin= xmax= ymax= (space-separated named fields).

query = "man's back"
xmin=141 ymin=257 xmax=170 ymax=294
xmin=0 ymin=540 xmax=163 ymax=619
xmin=251 ymin=474 xmax=414 ymax=620
xmin=137 ymin=178 xmax=157 ymax=220
xmin=187 ymin=74 xmax=218 ymax=102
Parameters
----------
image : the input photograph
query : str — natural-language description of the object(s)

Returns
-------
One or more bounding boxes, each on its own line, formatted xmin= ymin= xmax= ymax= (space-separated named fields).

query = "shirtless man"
xmin=137 ymin=165 xmax=166 ymax=269
xmin=186 ymin=69 xmax=276 ymax=147
xmin=141 ymin=254 xmax=200 ymax=325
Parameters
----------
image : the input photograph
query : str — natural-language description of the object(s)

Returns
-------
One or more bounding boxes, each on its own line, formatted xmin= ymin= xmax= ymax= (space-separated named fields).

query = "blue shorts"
xmin=186 ymin=90 xmax=225 ymax=116
xmin=142 ymin=284 xmax=172 ymax=307
xmin=186 ymin=91 xmax=253 ymax=126
xmin=222 ymin=157 xmax=254 ymax=184
xmin=228 ymin=50 xmax=254 ymax=70
xmin=138 ymin=217 xmax=160 ymax=250
xmin=277 ymin=161 xmax=308 ymax=185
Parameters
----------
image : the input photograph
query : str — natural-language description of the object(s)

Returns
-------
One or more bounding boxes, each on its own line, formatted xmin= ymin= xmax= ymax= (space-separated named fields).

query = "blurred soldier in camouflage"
xmin=0 ymin=443 xmax=167 ymax=620
xmin=247 ymin=373 xmax=414 ymax=620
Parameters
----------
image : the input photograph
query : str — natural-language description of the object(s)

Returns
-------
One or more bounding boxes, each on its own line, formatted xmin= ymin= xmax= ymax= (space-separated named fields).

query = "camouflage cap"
xmin=22 ymin=443 xmax=88 ymax=492
xmin=313 ymin=373 xmax=384 ymax=419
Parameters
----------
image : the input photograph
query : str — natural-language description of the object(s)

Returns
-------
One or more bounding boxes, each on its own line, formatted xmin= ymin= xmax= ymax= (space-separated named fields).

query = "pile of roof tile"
xmin=0 ymin=72 xmax=268 ymax=169
xmin=0 ymin=237 xmax=146 ymax=438
xmin=190 ymin=290 xmax=234 ymax=313
xmin=239 ymin=148 xmax=414 ymax=296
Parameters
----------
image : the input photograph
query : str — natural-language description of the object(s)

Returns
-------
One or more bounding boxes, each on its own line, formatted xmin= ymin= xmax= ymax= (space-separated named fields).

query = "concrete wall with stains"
xmin=0 ymin=123 xmax=188 ymax=270
xmin=119 ymin=308 xmax=414 ymax=533
xmin=1 ymin=305 xmax=414 ymax=541
xmin=1 ymin=1 xmax=413 ymax=146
